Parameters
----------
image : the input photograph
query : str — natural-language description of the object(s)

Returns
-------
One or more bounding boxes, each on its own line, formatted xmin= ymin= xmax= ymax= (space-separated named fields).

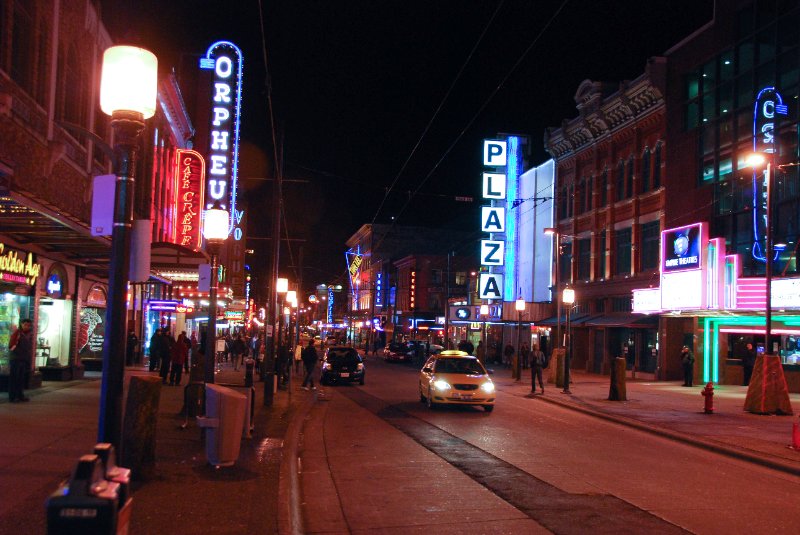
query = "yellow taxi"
xmin=418 ymin=350 xmax=495 ymax=412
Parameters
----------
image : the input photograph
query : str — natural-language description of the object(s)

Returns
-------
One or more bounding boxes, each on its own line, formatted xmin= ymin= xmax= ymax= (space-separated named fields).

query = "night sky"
xmin=100 ymin=0 xmax=714 ymax=298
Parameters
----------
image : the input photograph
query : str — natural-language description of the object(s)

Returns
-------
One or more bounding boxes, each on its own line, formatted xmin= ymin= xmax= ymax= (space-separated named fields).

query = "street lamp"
xmin=97 ymin=45 xmax=157 ymax=452
xmin=515 ymin=296 xmax=525 ymax=382
xmin=479 ymin=303 xmax=489 ymax=364
xmin=562 ymin=287 xmax=575 ymax=394
xmin=203 ymin=203 xmax=230 ymax=384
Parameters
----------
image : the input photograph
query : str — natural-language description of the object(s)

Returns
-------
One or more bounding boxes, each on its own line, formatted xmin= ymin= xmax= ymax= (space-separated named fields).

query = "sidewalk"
xmin=0 ymin=362 xmax=303 ymax=535
xmin=491 ymin=366 xmax=800 ymax=475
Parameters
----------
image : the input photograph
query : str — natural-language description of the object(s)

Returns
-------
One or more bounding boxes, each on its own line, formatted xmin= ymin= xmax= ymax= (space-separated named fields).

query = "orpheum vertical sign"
xmin=173 ymin=149 xmax=205 ymax=250
xmin=199 ymin=41 xmax=243 ymax=231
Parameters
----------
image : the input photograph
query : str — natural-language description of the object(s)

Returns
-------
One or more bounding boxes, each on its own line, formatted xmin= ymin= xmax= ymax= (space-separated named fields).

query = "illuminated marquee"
xmin=375 ymin=272 xmax=383 ymax=308
xmin=0 ymin=243 xmax=41 ymax=286
xmin=409 ymin=270 xmax=416 ymax=310
xmin=174 ymin=149 xmax=205 ymax=249
xmin=200 ymin=41 xmax=243 ymax=233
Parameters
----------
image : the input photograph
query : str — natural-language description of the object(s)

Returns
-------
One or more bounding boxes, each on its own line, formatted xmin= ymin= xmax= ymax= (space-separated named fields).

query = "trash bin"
xmin=196 ymin=384 xmax=246 ymax=467
xmin=46 ymin=454 xmax=122 ymax=535
xmin=218 ymin=384 xmax=256 ymax=438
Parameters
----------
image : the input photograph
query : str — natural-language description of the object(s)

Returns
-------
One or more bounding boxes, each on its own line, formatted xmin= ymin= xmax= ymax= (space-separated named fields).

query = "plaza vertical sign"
xmin=199 ymin=41 xmax=243 ymax=233
xmin=173 ymin=149 xmax=205 ymax=250
xmin=479 ymin=139 xmax=506 ymax=300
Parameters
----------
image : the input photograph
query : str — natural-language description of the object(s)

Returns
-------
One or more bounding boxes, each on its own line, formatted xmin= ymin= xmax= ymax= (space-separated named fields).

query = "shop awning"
xmin=535 ymin=313 xmax=592 ymax=326
xmin=583 ymin=313 xmax=659 ymax=328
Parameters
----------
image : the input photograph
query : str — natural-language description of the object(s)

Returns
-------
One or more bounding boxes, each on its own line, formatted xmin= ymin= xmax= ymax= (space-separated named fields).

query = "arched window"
xmin=641 ymin=148 xmax=651 ymax=193
xmin=653 ymin=142 xmax=663 ymax=189
xmin=586 ymin=175 xmax=594 ymax=211
xmin=616 ymin=160 xmax=625 ymax=201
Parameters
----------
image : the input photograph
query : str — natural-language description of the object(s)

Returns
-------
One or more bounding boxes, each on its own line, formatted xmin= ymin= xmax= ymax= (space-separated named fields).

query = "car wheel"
xmin=426 ymin=388 xmax=436 ymax=409
xmin=483 ymin=405 xmax=494 ymax=413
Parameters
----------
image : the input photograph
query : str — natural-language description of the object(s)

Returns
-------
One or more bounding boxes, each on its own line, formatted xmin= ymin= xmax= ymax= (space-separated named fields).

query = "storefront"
xmin=78 ymin=285 xmax=107 ymax=372
xmin=0 ymin=242 xmax=41 ymax=391
xmin=37 ymin=263 xmax=74 ymax=376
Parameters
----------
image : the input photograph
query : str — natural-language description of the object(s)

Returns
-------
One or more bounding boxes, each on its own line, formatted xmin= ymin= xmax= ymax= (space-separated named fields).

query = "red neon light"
xmin=172 ymin=150 xmax=206 ymax=250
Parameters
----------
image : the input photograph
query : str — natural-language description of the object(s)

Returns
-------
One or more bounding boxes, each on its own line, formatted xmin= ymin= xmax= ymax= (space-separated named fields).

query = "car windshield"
xmin=434 ymin=358 xmax=485 ymax=375
xmin=326 ymin=349 xmax=361 ymax=365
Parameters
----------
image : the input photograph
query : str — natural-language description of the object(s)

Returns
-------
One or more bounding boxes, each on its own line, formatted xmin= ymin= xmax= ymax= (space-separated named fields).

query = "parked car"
xmin=321 ymin=346 xmax=365 ymax=385
xmin=384 ymin=340 xmax=443 ymax=363
xmin=419 ymin=350 xmax=495 ymax=412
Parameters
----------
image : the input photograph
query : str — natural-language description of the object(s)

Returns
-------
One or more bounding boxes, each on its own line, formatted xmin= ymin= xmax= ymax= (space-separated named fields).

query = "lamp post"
xmin=97 ymin=45 xmax=157 ymax=452
xmin=275 ymin=277 xmax=289 ymax=352
xmin=479 ymin=303 xmax=489 ymax=364
xmin=543 ymin=227 xmax=562 ymax=353
xmin=515 ymin=296 xmax=525 ymax=382
xmin=203 ymin=204 xmax=230 ymax=384
xmin=562 ymin=287 xmax=575 ymax=394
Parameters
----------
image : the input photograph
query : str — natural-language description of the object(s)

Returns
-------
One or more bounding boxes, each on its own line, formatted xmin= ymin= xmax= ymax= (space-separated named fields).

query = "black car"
xmin=321 ymin=346 xmax=365 ymax=385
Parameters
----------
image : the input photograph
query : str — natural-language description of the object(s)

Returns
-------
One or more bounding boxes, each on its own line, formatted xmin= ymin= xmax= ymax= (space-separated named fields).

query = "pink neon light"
xmin=718 ymin=328 xmax=800 ymax=335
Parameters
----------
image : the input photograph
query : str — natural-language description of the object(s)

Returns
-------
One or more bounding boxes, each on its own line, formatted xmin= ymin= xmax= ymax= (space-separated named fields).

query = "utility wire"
xmin=368 ymin=0 xmax=507 ymax=227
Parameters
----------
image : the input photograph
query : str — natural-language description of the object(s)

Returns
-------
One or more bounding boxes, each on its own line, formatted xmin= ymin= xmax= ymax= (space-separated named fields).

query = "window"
xmin=454 ymin=272 xmax=467 ymax=286
xmin=576 ymin=177 xmax=585 ymax=214
xmin=558 ymin=186 xmax=567 ymax=221
xmin=600 ymin=169 xmax=608 ymax=205
xmin=653 ymin=143 xmax=662 ymax=189
xmin=611 ymin=297 xmax=632 ymax=312
xmin=11 ymin=0 xmax=35 ymax=94
xmin=586 ymin=175 xmax=594 ymax=211
xmin=616 ymin=160 xmax=625 ymax=201
xmin=431 ymin=269 xmax=442 ymax=285
xmin=615 ymin=227 xmax=632 ymax=276
xmin=640 ymin=221 xmax=660 ymax=271
xmin=559 ymin=242 xmax=572 ymax=285
xmin=641 ymin=148 xmax=651 ymax=193
xmin=577 ymin=238 xmax=591 ymax=280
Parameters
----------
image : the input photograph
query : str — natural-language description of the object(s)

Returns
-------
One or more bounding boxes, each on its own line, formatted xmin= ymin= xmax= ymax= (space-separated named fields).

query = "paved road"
xmin=298 ymin=355 xmax=800 ymax=534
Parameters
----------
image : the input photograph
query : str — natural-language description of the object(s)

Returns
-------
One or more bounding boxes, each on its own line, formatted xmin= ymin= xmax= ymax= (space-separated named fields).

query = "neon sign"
xmin=375 ymin=272 xmax=383 ymax=307
xmin=752 ymin=87 xmax=787 ymax=262
xmin=0 ymin=243 xmax=41 ymax=286
xmin=409 ymin=269 xmax=416 ymax=310
xmin=200 ymin=41 xmax=243 ymax=233
xmin=173 ymin=149 xmax=205 ymax=249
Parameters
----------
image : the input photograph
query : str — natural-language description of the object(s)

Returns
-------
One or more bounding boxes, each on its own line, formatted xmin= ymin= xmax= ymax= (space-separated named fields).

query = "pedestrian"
xmin=503 ymin=343 xmax=514 ymax=367
xmin=231 ymin=334 xmax=246 ymax=371
xmin=372 ymin=338 xmax=379 ymax=356
xmin=680 ymin=345 xmax=695 ymax=387
xmin=465 ymin=339 xmax=474 ymax=355
xmin=7 ymin=318 xmax=33 ymax=402
xmin=148 ymin=328 xmax=162 ymax=371
xmin=160 ymin=331 xmax=175 ymax=385
xmin=181 ymin=331 xmax=191 ymax=373
xmin=301 ymin=339 xmax=318 ymax=390
xmin=223 ymin=334 xmax=233 ymax=362
xmin=521 ymin=343 xmax=530 ymax=370
xmin=476 ymin=340 xmax=485 ymax=363
xmin=126 ymin=329 xmax=138 ymax=366
xmin=742 ymin=342 xmax=756 ymax=386
xmin=170 ymin=332 xmax=189 ymax=386
xmin=457 ymin=339 xmax=468 ymax=352
xmin=530 ymin=344 xmax=546 ymax=395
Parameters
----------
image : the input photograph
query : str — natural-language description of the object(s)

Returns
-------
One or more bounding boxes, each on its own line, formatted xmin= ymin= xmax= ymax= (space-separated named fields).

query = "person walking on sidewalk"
xmin=169 ymin=331 xmax=189 ymax=386
xmin=742 ymin=342 xmax=756 ymax=386
xmin=294 ymin=343 xmax=303 ymax=374
xmin=530 ymin=344 xmax=545 ymax=395
xmin=148 ymin=328 xmax=163 ymax=372
xmin=681 ymin=345 xmax=695 ymax=387
xmin=520 ymin=343 xmax=530 ymax=370
xmin=503 ymin=343 xmax=514 ymax=368
xmin=476 ymin=340 xmax=485 ymax=363
xmin=301 ymin=339 xmax=318 ymax=390
xmin=160 ymin=331 xmax=175 ymax=385
xmin=7 ymin=318 xmax=33 ymax=402
xmin=231 ymin=334 xmax=246 ymax=371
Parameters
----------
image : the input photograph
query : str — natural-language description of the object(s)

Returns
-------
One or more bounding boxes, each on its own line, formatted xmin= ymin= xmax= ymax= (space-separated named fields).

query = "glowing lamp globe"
xmin=203 ymin=206 xmax=229 ymax=242
xmin=562 ymin=288 xmax=576 ymax=305
xmin=286 ymin=290 xmax=297 ymax=304
xmin=276 ymin=278 xmax=289 ymax=294
xmin=100 ymin=46 xmax=158 ymax=118
xmin=515 ymin=298 xmax=525 ymax=312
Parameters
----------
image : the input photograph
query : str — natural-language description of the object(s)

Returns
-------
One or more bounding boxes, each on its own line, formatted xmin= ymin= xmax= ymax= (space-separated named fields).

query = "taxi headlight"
xmin=480 ymin=382 xmax=495 ymax=394
xmin=433 ymin=380 xmax=451 ymax=391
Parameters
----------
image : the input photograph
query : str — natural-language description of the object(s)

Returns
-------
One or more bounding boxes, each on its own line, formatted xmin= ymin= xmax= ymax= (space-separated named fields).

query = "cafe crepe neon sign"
xmin=0 ymin=243 xmax=41 ymax=285
xmin=173 ymin=149 xmax=205 ymax=249
xmin=200 ymin=41 xmax=243 ymax=234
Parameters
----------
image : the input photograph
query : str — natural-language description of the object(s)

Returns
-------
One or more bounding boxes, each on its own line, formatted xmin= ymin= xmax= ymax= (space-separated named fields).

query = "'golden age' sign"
xmin=0 ymin=243 xmax=41 ymax=286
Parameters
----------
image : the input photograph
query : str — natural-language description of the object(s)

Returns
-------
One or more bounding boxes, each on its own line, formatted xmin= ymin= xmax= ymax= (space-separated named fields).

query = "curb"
xmin=277 ymin=391 xmax=316 ymax=535
xmin=526 ymin=389 xmax=800 ymax=477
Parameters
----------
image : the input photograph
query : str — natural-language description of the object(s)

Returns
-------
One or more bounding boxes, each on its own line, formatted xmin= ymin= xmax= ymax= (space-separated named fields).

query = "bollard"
xmin=701 ymin=382 xmax=715 ymax=414
xmin=244 ymin=358 xmax=255 ymax=387
xmin=46 ymin=455 xmax=121 ymax=535
xmin=608 ymin=357 xmax=627 ymax=401
xmin=263 ymin=371 xmax=275 ymax=406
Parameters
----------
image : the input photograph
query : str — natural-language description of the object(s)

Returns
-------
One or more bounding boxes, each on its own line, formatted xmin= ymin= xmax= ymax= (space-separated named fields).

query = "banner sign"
xmin=174 ymin=149 xmax=205 ymax=249
xmin=662 ymin=223 xmax=703 ymax=273
xmin=0 ymin=243 xmax=41 ymax=286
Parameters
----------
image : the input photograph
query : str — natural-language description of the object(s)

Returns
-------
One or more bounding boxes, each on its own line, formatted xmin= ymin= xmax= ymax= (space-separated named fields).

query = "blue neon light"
xmin=376 ymin=272 xmax=383 ymax=307
xmin=503 ymin=136 xmax=522 ymax=301
xmin=327 ymin=287 xmax=334 ymax=323
xmin=751 ymin=87 xmax=787 ymax=263
xmin=204 ymin=41 xmax=244 ymax=236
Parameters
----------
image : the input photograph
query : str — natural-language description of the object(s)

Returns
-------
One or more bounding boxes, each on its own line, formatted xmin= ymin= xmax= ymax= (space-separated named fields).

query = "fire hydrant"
xmin=701 ymin=382 xmax=714 ymax=414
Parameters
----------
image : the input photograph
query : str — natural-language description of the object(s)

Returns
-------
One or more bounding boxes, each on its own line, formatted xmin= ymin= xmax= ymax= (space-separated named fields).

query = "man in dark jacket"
xmin=681 ymin=345 xmax=695 ymax=387
xmin=8 ymin=319 xmax=33 ymax=402
xmin=301 ymin=339 xmax=318 ymax=390
xmin=148 ymin=328 xmax=162 ymax=372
